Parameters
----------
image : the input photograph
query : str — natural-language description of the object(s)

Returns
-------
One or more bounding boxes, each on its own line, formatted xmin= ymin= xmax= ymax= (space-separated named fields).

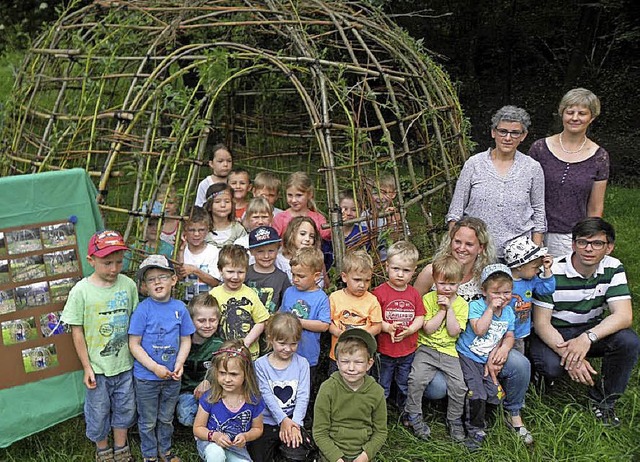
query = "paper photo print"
xmin=6 ymin=228 xmax=43 ymax=255
xmin=44 ymin=249 xmax=79 ymax=277
xmin=41 ymin=223 xmax=76 ymax=249
xmin=2 ymin=317 xmax=38 ymax=346
xmin=14 ymin=282 xmax=50 ymax=310
xmin=10 ymin=255 xmax=47 ymax=283
xmin=49 ymin=277 xmax=78 ymax=303
xmin=39 ymin=311 xmax=69 ymax=337
xmin=0 ymin=290 xmax=16 ymax=315
xmin=22 ymin=344 xmax=59 ymax=373
xmin=0 ymin=259 xmax=9 ymax=284
xmin=0 ymin=232 xmax=6 ymax=257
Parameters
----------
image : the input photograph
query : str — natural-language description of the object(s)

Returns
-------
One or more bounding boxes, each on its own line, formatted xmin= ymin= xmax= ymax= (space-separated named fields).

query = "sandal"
xmin=160 ymin=451 xmax=182 ymax=462
xmin=505 ymin=418 xmax=534 ymax=445
xmin=113 ymin=445 xmax=133 ymax=462
xmin=96 ymin=448 xmax=114 ymax=462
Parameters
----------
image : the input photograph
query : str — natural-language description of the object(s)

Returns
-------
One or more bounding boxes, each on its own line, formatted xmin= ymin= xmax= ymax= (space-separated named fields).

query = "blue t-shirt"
xmin=345 ymin=223 xmax=371 ymax=251
xmin=128 ymin=297 xmax=195 ymax=380
xmin=456 ymin=298 xmax=515 ymax=364
xmin=512 ymin=275 xmax=555 ymax=339
xmin=280 ymin=286 xmax=330 ymax=366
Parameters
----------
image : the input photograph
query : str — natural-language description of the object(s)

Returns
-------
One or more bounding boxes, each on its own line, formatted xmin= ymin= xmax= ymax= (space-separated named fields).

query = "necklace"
xmin=559 ymin=133 xmax=587 ymax=154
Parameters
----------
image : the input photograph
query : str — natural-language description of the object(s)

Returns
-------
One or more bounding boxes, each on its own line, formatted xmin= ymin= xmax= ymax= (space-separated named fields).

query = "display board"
xmin=0 ymin=168 xmax=104 ymax=448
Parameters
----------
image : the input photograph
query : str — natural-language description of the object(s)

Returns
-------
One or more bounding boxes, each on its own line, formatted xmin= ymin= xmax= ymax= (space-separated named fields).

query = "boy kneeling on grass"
xmin=313 ymin=329 xmax=388 ymax=462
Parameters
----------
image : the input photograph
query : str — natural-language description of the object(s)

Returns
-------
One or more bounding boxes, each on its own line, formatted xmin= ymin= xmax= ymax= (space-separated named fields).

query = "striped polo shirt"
xmin=533 ymin=254 xmax=630 ymax=328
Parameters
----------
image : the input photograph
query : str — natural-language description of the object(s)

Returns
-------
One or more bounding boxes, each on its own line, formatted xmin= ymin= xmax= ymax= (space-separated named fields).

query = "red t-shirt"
xmin=373 ymin=282 xmax=426 ymax=357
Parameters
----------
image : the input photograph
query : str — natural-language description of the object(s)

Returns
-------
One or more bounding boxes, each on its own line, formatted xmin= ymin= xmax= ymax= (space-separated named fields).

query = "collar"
xmin=564 ymin=252 xmax=607 ymax=279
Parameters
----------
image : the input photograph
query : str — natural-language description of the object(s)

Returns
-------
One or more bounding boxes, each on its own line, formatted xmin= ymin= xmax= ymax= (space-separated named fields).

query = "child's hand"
xmin=232 ymin=433 xmax=247 ymax=448
xmin=353 ymin=451 xmax=370 ymax=462
xmin=194 ymin=379 xmax=211 ymax=399
xmin=542 ymin=255 xmax=553 ymax=276
xmin=488 ymin=294 xmax=506 ymax=312
xmin=83 ymin=367 xmax=97 ymax=389
xmin=215 ymin=432 xmax=233 ymax=448
xmin=279 ymin=418 xmax=301 ymax=447
xmin=394 ymin=326 xmax=412 ymax=342
xmin=154 ymin=364 xmax=173 ymax=380
xmin=437 ymin=295 xmax=451 ymax=311
xmin=171 ymin=365 xmax=184 ymax=380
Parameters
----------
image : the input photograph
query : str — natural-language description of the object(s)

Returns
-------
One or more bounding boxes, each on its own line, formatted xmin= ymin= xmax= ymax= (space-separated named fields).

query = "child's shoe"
xmin=96 ymin=448 xmax=115 ymax=462
xmin=446 ymin=419 xmax=467 ymax=442
xmin=113 ymin=445 xmax=133 ymax=462
xmin=463 ymin=430 xmax=486 ymax=451
xmin=160 ymin=451 xmax=182 ymax=462
xmin=406 ymin=414 xmax=431 ymax=440
xmin=505 ymin=416 xmax=534 ymax=445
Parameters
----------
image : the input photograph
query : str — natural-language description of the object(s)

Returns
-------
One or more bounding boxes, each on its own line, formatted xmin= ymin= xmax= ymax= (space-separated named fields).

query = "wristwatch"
xmin=585 ymin=330 xmax=598 ymax=343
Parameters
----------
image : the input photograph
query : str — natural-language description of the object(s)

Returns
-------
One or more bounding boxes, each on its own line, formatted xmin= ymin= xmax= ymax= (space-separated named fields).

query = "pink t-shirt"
xmin=272 ymin=209 xmax=332 ymax=241
xmin=373 ymin=282 xmax=426 ymax=358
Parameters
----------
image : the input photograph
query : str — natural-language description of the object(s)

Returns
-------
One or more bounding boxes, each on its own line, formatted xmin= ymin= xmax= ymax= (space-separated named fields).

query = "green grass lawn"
xmin=0 ymin=191 xmax=639 ymax=460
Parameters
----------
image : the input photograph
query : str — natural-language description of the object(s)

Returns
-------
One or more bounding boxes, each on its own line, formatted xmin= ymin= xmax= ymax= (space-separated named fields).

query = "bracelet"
xmin=207 ymin=430 xmax=215 ymax=442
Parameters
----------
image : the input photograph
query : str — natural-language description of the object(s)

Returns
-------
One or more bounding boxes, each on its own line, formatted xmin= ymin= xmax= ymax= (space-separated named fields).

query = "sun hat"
xmin=137 ymin=254 xmax=175 ymax=281
xmin=249 ymin=226 xmax=281 ymax=249
xmin=504 ymin=235 xmax=548 ymax=268
xmin=336 ymin=328 xmax=377 ymax=358
xmin=480 ymin=263 xmax=512 ymax=285
xmin=87 ymin=230 xmax=128 ymax=258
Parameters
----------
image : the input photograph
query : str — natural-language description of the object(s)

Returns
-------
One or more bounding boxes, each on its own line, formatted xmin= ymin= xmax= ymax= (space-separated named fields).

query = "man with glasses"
xmin=530 ymin=217 xmax=640 ymax=426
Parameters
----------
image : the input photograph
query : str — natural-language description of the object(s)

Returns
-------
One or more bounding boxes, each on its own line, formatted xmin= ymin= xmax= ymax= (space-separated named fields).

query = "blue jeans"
xmin=134 ymin=378 xmax=181 ymax=458
xmin=378 ymin=352 xmax=414 ymax=408
xmin=423 ymin=371 xmax=448 ymax=400
xmin=197 ymin=439 xmax=251 ymax=461
xmin=177 ymin=392 xmax=199 ymax=427
xmin=84 ymin=370 xmax=136 ymax=443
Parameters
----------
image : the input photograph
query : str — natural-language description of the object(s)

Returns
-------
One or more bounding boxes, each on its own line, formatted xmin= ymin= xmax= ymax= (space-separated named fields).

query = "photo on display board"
xmin=1 ymin=317 xmax=38 ymax=346
xmin=22 ymin=343 xmax=58 ymax=373
xmin=0 ymin=290 xmax=16 ymax=315
xmin=41 ymin=223 xmax=76 ymax=249
xmin=14 ymin=282 xmax=50 ymax=310
xmin=0 ymin=232 xmax=6 ymax=257
xmin=39 ymin=311 xmax=69 ymax=337
xmin=44 ymin=249 xmax=79 ymax=277
xmin=0 ymin=259 xmax=9 ymax=284
xmin=49 ymin=277 xmax=78 ymax=303
xmin=6 ymin=228 xmax=43 ymax=255
xmin=10 ymin=255 xmax=47 ymax=283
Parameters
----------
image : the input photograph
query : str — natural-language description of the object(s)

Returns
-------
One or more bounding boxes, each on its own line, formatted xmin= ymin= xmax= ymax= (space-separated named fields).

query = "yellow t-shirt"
xmin=418 ymin=291 xmax=468 ymax=357
xmin=329 ymin=289 xmax=382 ymax=360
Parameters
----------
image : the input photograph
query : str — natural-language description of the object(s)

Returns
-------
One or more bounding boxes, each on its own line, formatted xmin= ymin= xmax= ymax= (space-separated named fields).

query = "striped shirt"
xmin=533 ymin=254 xmax=630 ymax=328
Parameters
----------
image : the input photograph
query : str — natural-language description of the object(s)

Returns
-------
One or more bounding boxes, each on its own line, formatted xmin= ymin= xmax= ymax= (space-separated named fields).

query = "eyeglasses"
xmin=575 ymin=239 xmax=607 ymax=250
xmin=495 ymin=128 xmax=525 ymax=139
xmin=144 ymin=274 xmax=173 ymax=284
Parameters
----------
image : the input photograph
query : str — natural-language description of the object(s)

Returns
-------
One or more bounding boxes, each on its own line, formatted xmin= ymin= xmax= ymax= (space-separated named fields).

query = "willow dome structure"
xmin=0 ymin=0 xmax=470 ymax=270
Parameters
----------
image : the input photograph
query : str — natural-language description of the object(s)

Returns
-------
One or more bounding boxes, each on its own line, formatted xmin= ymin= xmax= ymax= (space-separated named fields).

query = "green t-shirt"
xmin=181 ymin=335 xmax=223 ymax=392
xmin=61 ymin=274 xmax=139 ymax=376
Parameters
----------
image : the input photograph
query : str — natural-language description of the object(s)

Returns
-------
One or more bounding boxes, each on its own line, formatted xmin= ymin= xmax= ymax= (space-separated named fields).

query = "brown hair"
xmin=217 ymin=244 xmax=249 ymax=272
xmin=290 ymin=247 xmax=324 ymax=274
xmin=206 ymin=340 xmax=260 ymax=404
xmin=187 ymin=293 xmax=220 ymax=318
xmin=253 ymin=171 xmax=281 ymax=193
xmin=431 ymin=255 xmax=464 ymax=283
xmin=282 ymin=216 xmax=320 ymax=258
xmin=205 ymin=182 xmax=236 ymax=226
xmin=266 ymin=312 xmax=302 ymax=345
xmin=335 ymin=338 xmax=371 ymax=360
xmin=285 ymin=172 xmax=319 ymax=213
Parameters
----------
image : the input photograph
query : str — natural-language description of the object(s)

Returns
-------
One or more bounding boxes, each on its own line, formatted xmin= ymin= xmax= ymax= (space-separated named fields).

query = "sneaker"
xmin=447 ymin=419 xmax=467 ymax=442
xmin=113 ymin=445 xmax=133 ymax=462
xmin=592 ymin=405 xmax=621 ymax=427
xmin=463 ymin=431 xmax=486 ymax=451
xmin=407 ymin=415 xmax=431 ymax=440
xmin=96 ymin=448 xmax=115 ymax=462
xmin=505 ymin=417 xmax=534 ymax=445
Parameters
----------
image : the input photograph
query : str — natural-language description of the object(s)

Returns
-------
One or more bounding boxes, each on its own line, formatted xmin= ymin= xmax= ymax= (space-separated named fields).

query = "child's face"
xmin=141 ymin=268 xmax=177 ymax=302
xmin=482 ymin=279 xmax=513 ymax=308
xmin=291 ymin=264 xmax=320 ymax=292
xmin=254 ymin=187 xmax=278 ymax=207
xmin=145 ymin=220 xmax=159 ymax=242
xmin=340 ymin=197 xmax=357 ymax=222
xmin=220 ymin=264 xmax=247 ymax=291
xmin=293 ymin=222 xmax=316 ymax=249
xmin=251 ymin=243 xmax=279 ymax=270
xmin=271 ymin=337 xmax=299 ymax=362
xmin=216 ymin=358 xmax=244 ymax=394
xmin=184 ymin=221 xmax=208 ymax=247
xmin=159 ymin=191 xmax=179 ymax=215
xmin=372 ymin=184 xmax=397 ymax=209
xmin=386 ymin=255 xmax=416 ymax=290
xmin=210 ymin=190 xmax=233 ymax=219
xmin=87 ymin=251 xmax=124 ymax=285
xmin=514 ymin=258 xmax=542 ymax=280
xmin=229 ymin=172 xmax=251 ymax=203
xmin=434 ymin=275 xmax=460 ymax=298
xmin=341 ymin=268 xmax=372 ymax=297
xmin=336 ymin=347 xmax=373 ymax=390
xmin=286 ymin=187 xmax=311 ymax=213
xmin=210 ymin=149 xmax=233 ymax=178
xmin=246 ymin=210 xmax=272 ymax=230
xmin=192 ymin=306 xmax=219 ymax=340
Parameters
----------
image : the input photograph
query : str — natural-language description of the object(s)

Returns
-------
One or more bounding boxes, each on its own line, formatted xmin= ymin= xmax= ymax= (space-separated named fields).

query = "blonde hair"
xmin=188 ymin=293 xmax=220 ymax=318
xmin=290 ymin=247 xmax=324 ymax=273
xmin=286 ymin=172 xmax=318 ymax=212
xmin=335 ymin=337 xmax=371 ymax=360
xmin=282 ymin=216 xmax=320 ymax=258
xmin=386 ymin=240 xmax=419 ymax=266
xmin=217 ymin=244 xmax=249 ymax=271
xmin=558 ymin=88 xmax=601 ymax=119
xmin=431 ymin=255 xmax=464 ymax=283
xmin=342 ymin=249 xmax=373 ymax=275
xmin=206 ymin=340 xmax=260 ymax=404
xmin=266 ymin=312 xmax=302 ymax=345
xmin=253 ymin=172 xmax=281 ymax=193
xmin=242 ymin=197 xmax=273 ymax=229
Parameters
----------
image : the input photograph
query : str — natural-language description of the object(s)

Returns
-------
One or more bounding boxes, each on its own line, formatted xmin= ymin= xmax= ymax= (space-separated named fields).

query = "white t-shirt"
xmin=182 ymin=244 xmax=220 ymax=301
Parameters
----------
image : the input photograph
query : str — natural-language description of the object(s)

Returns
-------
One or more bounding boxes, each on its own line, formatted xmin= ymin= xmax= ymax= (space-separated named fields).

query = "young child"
xmin=362 ymin=173 xmax=402 ymax=261
xmin=339 ymin=189 xmax=370 ymax=250
xmin=328 ymin=249 xmax=383 ymax=371
xmin=373 ymin=241 xmax=425 ymax=411
xmin=204 ymin=183 xmax=247 ymax=248
xmin=234 ymin=196 xmax=274 ymax=250
xmin=228 ymin=168 xmax=252 ymax=221
xmin=404 ymin=255 xmax=468 ymax=442
xmin=193 ymin=340 xmax=265 ymax=462
xmin=280 ymin=247 xmax=330 ymax=381
xmin=272 ymin=171 xmax=332 ymax=242
xmin=253 ymin=171 xmax=283 ymax=216
xmin=456 ymin=264 xmax=531 ymax=447
xmin=248 ymin=313 xmax=311 ymax=462
xmin=157 ymin=184 xmax=181 ymax=249
xmin=60 ymin=230 xmax=138 ymax=462
xmin=313 ymin=329 xmax=388 ymax=462
xmin=195 ymin=143 xmax=233 ymax=207
xmin=209 ymin=244 xmax=270 ymax=360
xmin=128 ymin=254 xmax=196 ymax=462
xmin=177 ymin=293 xmax=223 ymax=427
xmin=503 ymin=235 xmax=555 ymax=354
xmin=246 ymin=226 xmax=290 ymax=315
xmin=123 ymin=217 xmax=173 ymax=272
xmin=279 ymin=216 xmax=326 ymax=287
xmin=177 ymin=207 xmax=220 ymax=302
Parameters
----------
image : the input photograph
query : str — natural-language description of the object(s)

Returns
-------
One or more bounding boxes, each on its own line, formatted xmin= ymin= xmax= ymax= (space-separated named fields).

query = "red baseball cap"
xmin=87 ymin=230 xmax=128 ymax=258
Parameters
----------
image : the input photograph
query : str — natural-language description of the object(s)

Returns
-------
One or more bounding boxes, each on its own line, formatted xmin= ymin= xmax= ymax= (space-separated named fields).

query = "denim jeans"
xmin=197 ymin=439 xmax=251 ymax=462
xmin=378 ymin=352 xmax=414 ymax=408
xmin=85 ymin=370 xmax=136 ymax=442
xmin=423 ymin=371 xmax=447 ymax=400
xmin=530 ymin=327 xmax=640 ymax=408
xmin=176 ymin=392 xmax=199 ymax=427
xmin=134 ymin=378 xmax=181 ymax=458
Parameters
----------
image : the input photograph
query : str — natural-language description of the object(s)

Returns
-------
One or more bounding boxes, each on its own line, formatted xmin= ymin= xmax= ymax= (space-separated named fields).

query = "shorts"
xmin=85 ymin=370 xmax=136 ymax=442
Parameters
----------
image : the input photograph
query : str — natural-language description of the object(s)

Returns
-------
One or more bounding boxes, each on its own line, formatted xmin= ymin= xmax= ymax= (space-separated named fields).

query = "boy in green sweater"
xmin=313 ymin=329 xmax=388 ymax=462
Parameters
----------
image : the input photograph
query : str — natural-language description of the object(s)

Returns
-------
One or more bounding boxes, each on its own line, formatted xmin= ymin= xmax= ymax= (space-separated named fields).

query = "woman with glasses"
xmin=528 ymin=88 xmax=609 ymax=257
xmin=446 ymin=106 xmax=546 ymax=259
